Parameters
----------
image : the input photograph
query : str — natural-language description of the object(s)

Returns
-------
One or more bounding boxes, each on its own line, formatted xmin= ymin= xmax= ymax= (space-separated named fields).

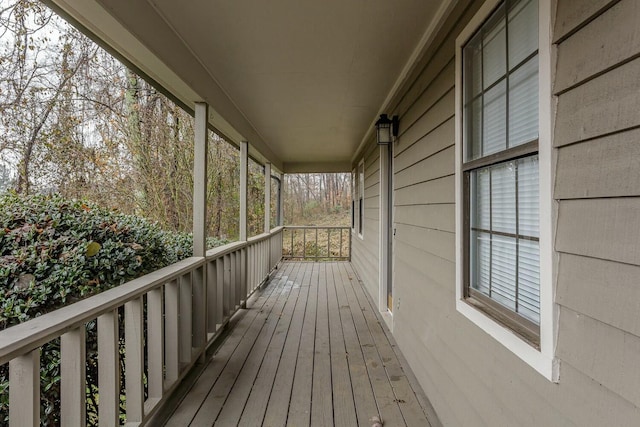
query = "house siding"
xmin=553 ymin=0 xmax=640 ymax=417
xmin=351 ymin=138 xmax=380 ymax=301
xmin=350 ymin=0 xmax=640 ymax=425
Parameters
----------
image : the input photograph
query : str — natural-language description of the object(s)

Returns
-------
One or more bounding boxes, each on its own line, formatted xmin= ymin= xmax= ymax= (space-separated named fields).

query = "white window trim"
xmin=358 ymin=158 xmax=365 ymax=240
xmin=454 ymin=0 xmax=558 ymax=382
xmin=351 ymin=167 xmax=357 ymax=234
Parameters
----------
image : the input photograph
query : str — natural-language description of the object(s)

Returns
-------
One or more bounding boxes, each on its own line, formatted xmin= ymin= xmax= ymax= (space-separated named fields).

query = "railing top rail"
xmin=247 ymin=232 xmax=270 ymax=244
xmin=284 ymin=225 xmax=350 ymax=230
xmin=206 ymin=240 xmax=246 ymax=259
xmin=0 ymin=226 xmax=287 ymax=365
xmin=247 ymin=226 xmax=284 ymax=244
xmin=206 ymin=227 xmax=284 ymax=259
xmin=0 ymin=256 xmax=203 ymax=365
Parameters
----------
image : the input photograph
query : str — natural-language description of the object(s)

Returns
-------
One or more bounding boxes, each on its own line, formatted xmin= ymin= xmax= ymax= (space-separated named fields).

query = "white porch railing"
xmin=282 ymin=226 xmax=351 ymax=261
xmin=0 ymin=226 xmax=284 ymax=427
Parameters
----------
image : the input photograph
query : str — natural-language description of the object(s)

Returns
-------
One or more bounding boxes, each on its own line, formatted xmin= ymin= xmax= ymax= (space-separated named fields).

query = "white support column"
xmin=264 ymin=162 xmax=271 ymax=233
xmin=279 ymin=173 xmax=285 ymax=226
xmin=379 ymin=143 xmax=391 ymax=314
xmin=193 ymin=102 xmax=208 ymax=362
xmin=193 ymin=102 xmax=208 ymax=258
xmin=240 ymin=141 xmax=248 ymax=241
xmin=240 ymin=141 xmax=248 ymax=308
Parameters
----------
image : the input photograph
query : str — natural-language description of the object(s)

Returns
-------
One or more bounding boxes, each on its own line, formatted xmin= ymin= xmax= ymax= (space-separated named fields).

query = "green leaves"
xmin=0 ymin=192 xmax=212 ymax=330
xmin=0 ymin=193 xmax=231 ymax=426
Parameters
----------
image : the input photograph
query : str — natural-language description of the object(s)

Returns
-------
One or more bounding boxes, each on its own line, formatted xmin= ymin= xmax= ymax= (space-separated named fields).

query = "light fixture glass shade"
xmin=376 ymin=114 xmax=393 ymax=145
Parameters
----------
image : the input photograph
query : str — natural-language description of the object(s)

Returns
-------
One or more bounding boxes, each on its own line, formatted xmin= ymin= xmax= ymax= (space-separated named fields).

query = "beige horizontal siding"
xmin=364 ymin=181 xmax=379 ymax=199
xmin=352 ymin=136 xmax=380 ymax=303
xmin=554 ymin=0 xmax=619 ymax=42
xmin=395 ymin=118 xmax=454 ymax=172
xmin=557 ymin=306 xmax=640 ymax=408
xmin=555 ymin=0 xmax=640 ymax=93
xmin=556 ymin=198 xmax=640 ymax=265
xmin=350 ymin=0 xmax=640 ymax=426
xmin=553 ymin=362 xmax=640 ymax=426
xmin=555 ymin=56 xmax=640 ymax=146
xmin=394 ymin=241 xmax=455 ymax=293
xmin=363 ymin=210 xmax=379 ymax=222
xmin=394 ymin=146 xmax=453 ymax=189
xmin=396 ymin=89 xmax=454 ymax=154
xmin=399 ymin=60 xmax=455 ymax=136
xmin=395 ymin=223 xmax=454 ymax=263
xmin=392 ymin=0 xmax=476 ymax=117
xmin=557 ymin=253 xmax=640 ymax=338
xmin=555 ymin=127 xmax=640 ymax=199
xmin=352 ymin=232 xmax=379 ymax=301
xmin=364 ymin=161 xmax=379 ymax=182
xmin=393 ymin=255 xmax=573 ymax=426
xmin=394 ymin=204 xmax=455 ymax=233
xmin=554 ymin=0 xmax=640 ymax=418
xmin=394 ymin=175 xmax=454 ymax=206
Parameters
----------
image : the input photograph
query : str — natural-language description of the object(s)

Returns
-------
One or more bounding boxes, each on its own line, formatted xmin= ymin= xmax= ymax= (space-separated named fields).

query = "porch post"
xmin=264 ymin=162 xmax=271 ymax=233
xmin=193 ymin=102 xmax=208 ymax=257
xmin=279 ymin=173 xmax=284 ymax=226
xmin=379 ymin=143 xmax=393 ymax=313
xmin=240 ymin=141 xmax=248 ymax=241
xmin=240 ymin=140 xmax=248 ymax=308
xmin=193 ymin=102 xmax=208 ymax=358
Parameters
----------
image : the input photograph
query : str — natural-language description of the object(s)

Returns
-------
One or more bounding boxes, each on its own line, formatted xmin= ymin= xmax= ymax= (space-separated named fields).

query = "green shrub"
xmin=0 ymin=192 xmax=227 ymax=425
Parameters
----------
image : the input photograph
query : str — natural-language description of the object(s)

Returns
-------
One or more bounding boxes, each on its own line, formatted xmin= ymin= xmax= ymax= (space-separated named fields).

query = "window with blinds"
xmin=462 ymin=0 xmax=540 ymax=341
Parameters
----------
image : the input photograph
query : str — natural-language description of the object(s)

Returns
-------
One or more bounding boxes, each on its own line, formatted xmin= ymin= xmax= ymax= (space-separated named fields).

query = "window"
xmin=455 ymin=0 xmax=556 ymax=380
xmin=462 ymin=0 xmax=540 ymax=343
xmin=351 ymin=168 xmax=356 ymax=232
xmin=358 ymin=159 xmax=364 ymax=238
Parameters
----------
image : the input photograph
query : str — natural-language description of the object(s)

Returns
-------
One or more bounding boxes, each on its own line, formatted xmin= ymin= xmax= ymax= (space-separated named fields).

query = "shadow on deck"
xmin=158 ymin=261 xmax=439 ymax=426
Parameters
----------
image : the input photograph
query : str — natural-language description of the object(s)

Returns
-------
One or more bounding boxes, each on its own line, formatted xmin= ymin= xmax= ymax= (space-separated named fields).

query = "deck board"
xmin=326 ymin=262 xmax=357 ymax=427
xmin=339 ymin=263 xmax=407 ymax=427
xmin=165 ymin=265 xmax=285 ymax=427
xmin=311 ymin=263 xmax=333 ymax=426
xmin=236 ymin=263 xmax=303 ymax=426
xmin=163 ymin=262 xmax=436 ymax=427
xmin=189 ymin=264 xmax=294 ymax=425
xmin=333 ymin=262 xmax=379 ymax=426
xmin=286 ymin=263 xmax=319 ymax=426
xmin=261 ymin=263 xmax=312 ymax=427
xmin=348 ymin=264 xmax=431 ymax=426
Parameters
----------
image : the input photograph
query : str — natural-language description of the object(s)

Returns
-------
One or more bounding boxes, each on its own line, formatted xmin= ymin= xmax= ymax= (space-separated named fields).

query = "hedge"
xmin=0 ymin=192 xmax=226 ymax=425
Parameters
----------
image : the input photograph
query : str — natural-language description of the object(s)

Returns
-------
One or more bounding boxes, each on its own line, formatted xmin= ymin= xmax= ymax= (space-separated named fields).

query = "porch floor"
xmin=163 ymin=261 xmax=437 ymax=426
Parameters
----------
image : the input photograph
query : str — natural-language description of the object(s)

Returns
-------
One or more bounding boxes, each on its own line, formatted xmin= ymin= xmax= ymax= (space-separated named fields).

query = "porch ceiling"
xmin=49 ymin=0 xmax=452 ymax=172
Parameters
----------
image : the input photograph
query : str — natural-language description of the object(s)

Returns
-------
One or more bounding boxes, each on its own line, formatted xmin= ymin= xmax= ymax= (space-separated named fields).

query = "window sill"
xmin=456 ymin=299 xmax=558 ymax=381
xmin=465 ymin=292 xmax=540 ymax=348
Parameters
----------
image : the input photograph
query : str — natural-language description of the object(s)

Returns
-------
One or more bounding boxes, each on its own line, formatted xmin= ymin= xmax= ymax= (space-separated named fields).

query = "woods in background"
xmin=0 ymin=0 xmax=351 ymax=239
xmin=284 ymin=173 xmax=351 ymax=226
xmin=0 ymin=0 xmax=271 ymax=241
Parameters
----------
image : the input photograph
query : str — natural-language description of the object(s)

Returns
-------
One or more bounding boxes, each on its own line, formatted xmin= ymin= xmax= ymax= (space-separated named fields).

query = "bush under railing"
xmin=0 ymin=227 xmax=283 ymax=427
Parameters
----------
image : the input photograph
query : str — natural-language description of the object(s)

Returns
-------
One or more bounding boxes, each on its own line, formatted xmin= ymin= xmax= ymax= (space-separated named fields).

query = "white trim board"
xmin=454 ymin=0 xmax=558 ymax=382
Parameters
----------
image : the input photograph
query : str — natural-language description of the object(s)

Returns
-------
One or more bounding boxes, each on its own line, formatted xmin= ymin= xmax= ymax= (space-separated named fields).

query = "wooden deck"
xmin=161 ymin=262 xmax=438 ymax=427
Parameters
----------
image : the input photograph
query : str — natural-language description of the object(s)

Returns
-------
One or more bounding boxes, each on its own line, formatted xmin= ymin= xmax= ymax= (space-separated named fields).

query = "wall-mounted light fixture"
xmin=375 ymin=114 xmax=399 ymax=145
